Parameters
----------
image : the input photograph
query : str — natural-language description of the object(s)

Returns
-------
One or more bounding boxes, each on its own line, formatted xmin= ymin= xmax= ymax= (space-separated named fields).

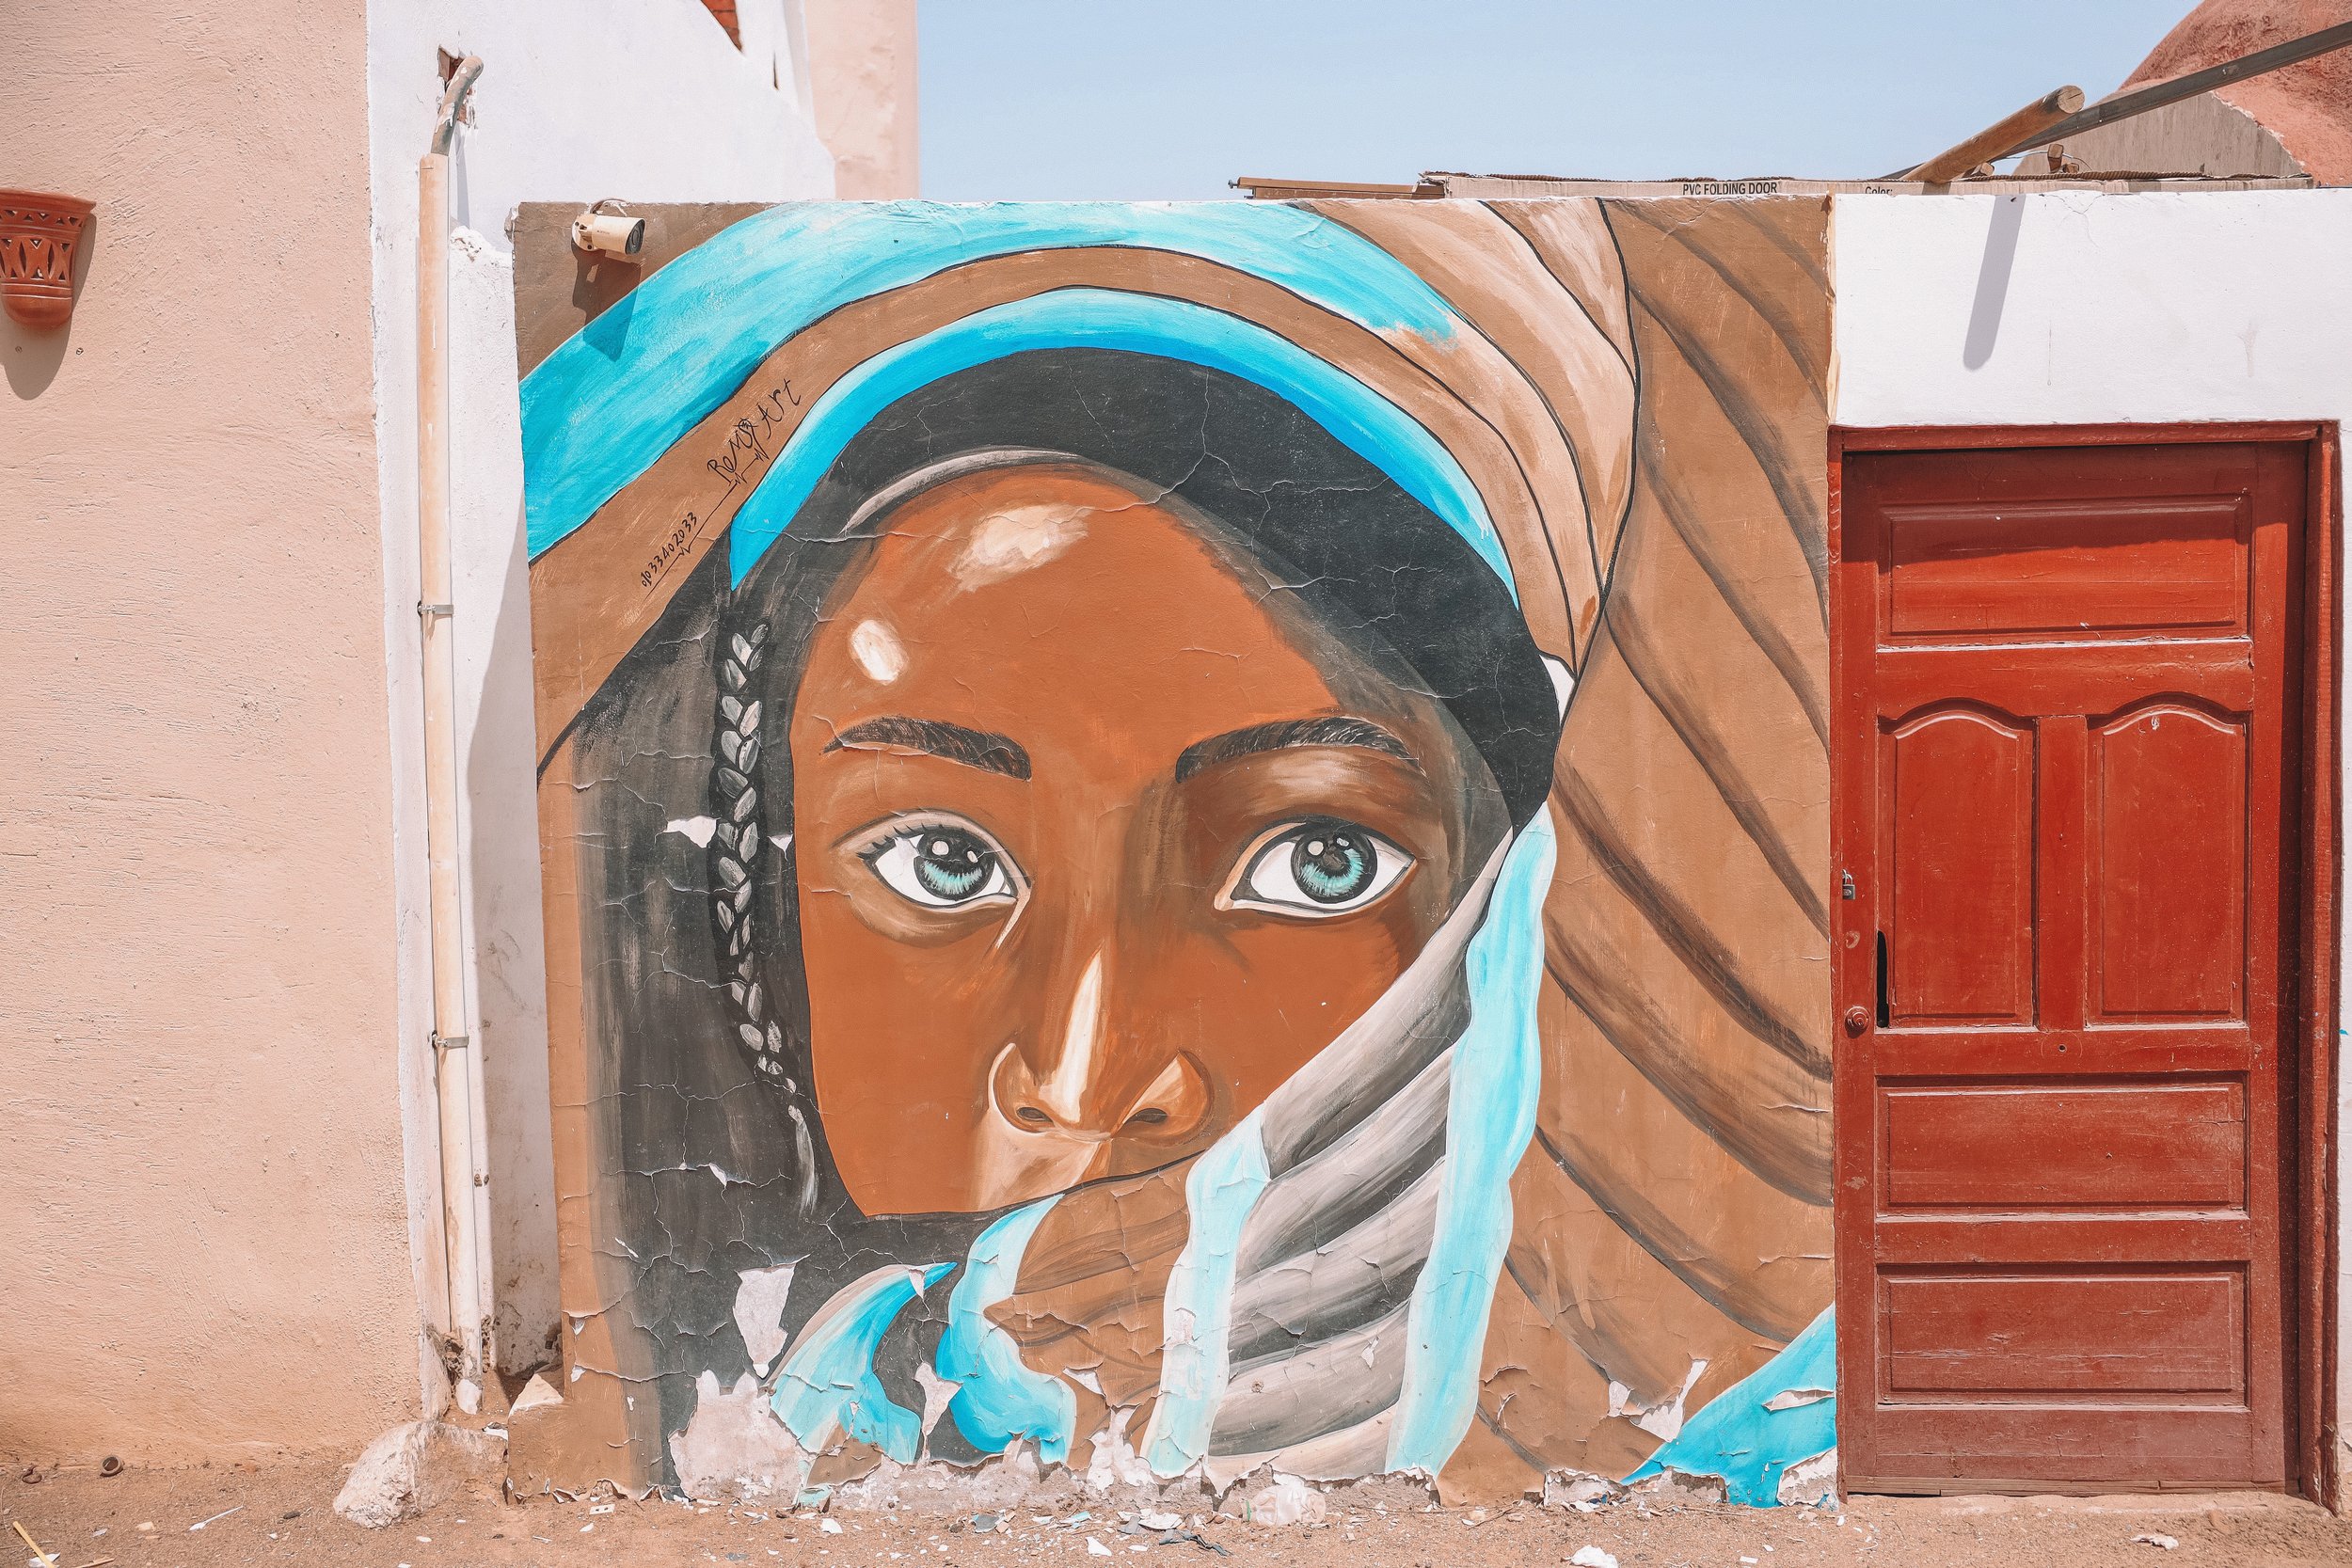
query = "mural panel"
xmin=513 ymin=197 xmax=1832 ymax=1508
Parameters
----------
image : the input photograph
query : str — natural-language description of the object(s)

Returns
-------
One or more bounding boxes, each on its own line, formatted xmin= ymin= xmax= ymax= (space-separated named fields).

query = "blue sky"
xmin=918 ymin=0 xmax=2198 ymax=199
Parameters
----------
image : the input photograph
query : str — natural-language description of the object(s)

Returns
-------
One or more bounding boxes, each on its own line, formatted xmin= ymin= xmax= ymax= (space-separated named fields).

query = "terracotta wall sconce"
xmin=1 ymin=190 xmax=95 ymax=330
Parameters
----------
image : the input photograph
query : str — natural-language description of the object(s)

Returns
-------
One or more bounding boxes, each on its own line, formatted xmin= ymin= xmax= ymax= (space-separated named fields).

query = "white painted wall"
xmin=364 ymin=0 xmax=842 ymax=1381
xmin=1832 ymin=187 xmax=2352 ymax=1500
xmin=1832 ymin=191 xmax=2352 ymax=427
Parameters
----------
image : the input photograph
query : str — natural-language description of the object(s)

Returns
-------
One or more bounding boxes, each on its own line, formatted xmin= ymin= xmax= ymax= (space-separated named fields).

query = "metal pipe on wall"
xmin=417 ymin=55 xmax=490 ymax=1415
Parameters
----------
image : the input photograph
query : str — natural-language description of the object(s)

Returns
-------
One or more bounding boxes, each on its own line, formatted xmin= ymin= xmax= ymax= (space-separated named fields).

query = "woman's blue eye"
xmin=914 ymin=831 xmax=991 ymax=899
xmin=1293 ymin=829 xmax=1375 ymax=904
xmin=864 ymin=822 xmax=1018 ymax=909
xmin=1226 ymin=818 xmax=1412 ymax=917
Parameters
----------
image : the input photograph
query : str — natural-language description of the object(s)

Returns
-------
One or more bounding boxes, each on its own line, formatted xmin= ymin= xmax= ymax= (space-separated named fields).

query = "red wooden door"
xmin=1834 ymin=439 xmax=2305 ymax=1492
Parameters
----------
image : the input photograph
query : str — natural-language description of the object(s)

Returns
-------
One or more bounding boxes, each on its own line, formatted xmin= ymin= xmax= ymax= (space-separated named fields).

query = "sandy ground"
xmin=8 ymin=1459 xmax=2351 ymax=1568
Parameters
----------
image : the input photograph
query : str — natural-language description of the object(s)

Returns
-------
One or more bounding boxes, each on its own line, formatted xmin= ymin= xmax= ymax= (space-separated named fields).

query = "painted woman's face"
xmin=788 ymin=465 xmax=1506 ymax=1215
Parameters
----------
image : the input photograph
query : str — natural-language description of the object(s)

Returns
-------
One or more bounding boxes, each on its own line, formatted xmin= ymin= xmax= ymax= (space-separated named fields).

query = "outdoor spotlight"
xmin=572 ymin=207 xmax=645 ymax=258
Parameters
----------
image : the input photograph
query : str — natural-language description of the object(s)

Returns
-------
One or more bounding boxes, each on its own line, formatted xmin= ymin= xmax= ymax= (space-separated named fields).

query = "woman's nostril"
xmin=1125 ymin=1106 xmax=1170 ymax=1127
xmin=1013 ymin=1104 xmax=1052 ymax=1125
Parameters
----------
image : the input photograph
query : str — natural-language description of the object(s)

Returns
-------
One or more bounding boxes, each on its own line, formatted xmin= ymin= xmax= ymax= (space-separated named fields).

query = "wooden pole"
xmin=417 ymin=55 xmax=488 ymax=1415
xmin=1991 ymin=18 xmax=2352 ymax=165
xmin=1885 ymin=19 xmax=2352 ymax=180
xmin=1903 ymin=86 xmax=2085 ymax=183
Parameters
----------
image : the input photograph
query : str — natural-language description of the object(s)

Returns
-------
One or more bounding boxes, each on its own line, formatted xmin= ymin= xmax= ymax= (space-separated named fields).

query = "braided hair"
xmin=706 ymin=617 xmax=820 ymax=1220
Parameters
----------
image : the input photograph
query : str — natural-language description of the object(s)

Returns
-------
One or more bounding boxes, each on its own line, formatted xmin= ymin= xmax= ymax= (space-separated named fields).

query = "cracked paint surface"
xmin=513 ymin=197 xmax=1836 ymax=1507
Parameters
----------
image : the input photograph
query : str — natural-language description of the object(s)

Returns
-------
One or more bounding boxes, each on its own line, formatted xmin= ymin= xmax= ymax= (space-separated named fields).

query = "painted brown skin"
xmin=788 ymin=464 xmax=1508 ymax=1216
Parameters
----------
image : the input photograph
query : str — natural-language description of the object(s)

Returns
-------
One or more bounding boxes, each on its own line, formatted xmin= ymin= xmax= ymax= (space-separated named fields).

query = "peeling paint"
xmin=673 ymin=1370 xmax=811 ymax=1501
xmin=1610 ymin=1357 xmax=1708 ymax=1443
xmin=731 ymin=1263 xmax=798 ymax=1377
xmin=1774 ymin=1448 xmax=1837 ymax=1509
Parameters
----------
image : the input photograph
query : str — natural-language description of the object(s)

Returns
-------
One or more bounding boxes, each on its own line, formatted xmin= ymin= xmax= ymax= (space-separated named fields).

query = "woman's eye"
xmin=863 ymin=823 xmax=1018 ymax=909
xmin=1224 ymin=819 xmax=1413 ymax=917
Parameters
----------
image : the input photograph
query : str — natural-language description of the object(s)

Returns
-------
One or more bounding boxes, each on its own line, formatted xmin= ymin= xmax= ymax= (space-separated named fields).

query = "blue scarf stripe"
xmin=1386 ymin=811 xmax=1555 ymax=1471
xmin=725 ymin=289 xmax=1511 ymax=595
xmin=520 ymin=201 xmax=1469 ymax=558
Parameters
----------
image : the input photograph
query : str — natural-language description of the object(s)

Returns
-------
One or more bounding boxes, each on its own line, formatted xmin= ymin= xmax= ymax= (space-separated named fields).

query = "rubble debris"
xmin=332 ymin=1420 xmax=507 ymax=1529
xmin=1240 ymin=1473 xmax=1327 ymax=1527
xmin=1543 ymin=1470 xmax=1618 ymax=1512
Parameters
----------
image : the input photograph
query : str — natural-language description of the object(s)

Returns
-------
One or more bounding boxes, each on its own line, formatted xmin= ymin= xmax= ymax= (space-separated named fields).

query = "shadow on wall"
xmin=1963 ymin=194 xmax=2026 ymax=371
xmin=466 ymin=499 xmax=564 ymax=1374
xmin=451 ymin=234 xmax=564 ymax=1377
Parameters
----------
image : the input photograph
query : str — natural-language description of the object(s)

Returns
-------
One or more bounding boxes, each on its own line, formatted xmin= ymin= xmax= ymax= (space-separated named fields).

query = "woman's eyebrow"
xmin=1173 ymin=717 xmax=1420 ymax=782
xmin=820 ymin=716 xmax=1032 ymax=780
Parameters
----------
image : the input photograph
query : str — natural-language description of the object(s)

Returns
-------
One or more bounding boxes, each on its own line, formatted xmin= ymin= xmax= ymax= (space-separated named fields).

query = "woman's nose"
xmin=990 ymin=951 xmax=1211 ymax=1143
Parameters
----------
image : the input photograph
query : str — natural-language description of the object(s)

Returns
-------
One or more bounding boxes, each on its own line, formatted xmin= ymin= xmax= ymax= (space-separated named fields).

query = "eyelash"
xmin=1217 ymin=818 xmax=1415 ymax=918
xmin=856 ymin=816 xmax=1024 ymax=910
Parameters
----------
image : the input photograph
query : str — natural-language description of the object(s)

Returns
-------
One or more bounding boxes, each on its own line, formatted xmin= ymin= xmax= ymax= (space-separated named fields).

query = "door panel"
xmin=1881 ymin=1270 xmax=2246 ymax=1399
xmin=1886 ymin=708 xmax=2036 ymax=1027
xmin=1879 ymin=1081 xmax=2248 ymax=1211
xmin=2090 ymin=705 xmax=2248 ymax=1022
xmin=1835 ymin=439 xmax=2302 ymax=1493
xmin=1883 ymin=497 xmax=2249 ymax=641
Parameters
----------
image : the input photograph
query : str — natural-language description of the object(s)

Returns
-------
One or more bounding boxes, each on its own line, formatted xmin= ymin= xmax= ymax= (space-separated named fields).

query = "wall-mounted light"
xmin=572 ymin=201 xmax=644 ymax=259
xmin=0 ymin=190 xmax=94 ymax=330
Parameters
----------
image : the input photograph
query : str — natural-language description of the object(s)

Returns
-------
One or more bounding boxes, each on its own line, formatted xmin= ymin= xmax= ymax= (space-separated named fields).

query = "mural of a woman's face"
xmin=788 ymin=464 xmax=1508 ymax=1215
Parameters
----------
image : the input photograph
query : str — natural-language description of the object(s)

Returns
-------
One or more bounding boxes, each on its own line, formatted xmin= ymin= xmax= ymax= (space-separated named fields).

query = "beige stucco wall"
xmin=0 ymin=0 xmax=422 ymax=1462
xmin=805 ymin=0 xmax=921 ymax=198
xmin=0 ymin=0 xmax=921 ymax=1466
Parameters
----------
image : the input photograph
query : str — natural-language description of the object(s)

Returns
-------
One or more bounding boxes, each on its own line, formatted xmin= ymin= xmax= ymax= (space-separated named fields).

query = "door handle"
xmin=1875 ymin=931 xmax=1891 ymax=1028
